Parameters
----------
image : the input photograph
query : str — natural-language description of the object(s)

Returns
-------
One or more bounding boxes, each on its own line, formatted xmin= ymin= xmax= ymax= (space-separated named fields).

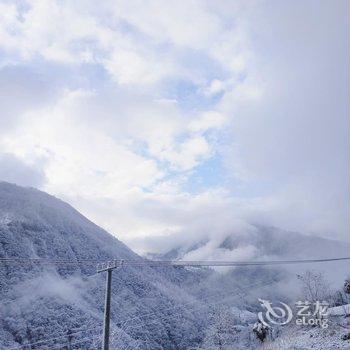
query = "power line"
xmin=0 ymin=271 xmax=99 ymax=309
xmin=111 ymin=277 xmax=280 ymax=347
xmin=134 ymin=256 xmax=350 ymax=266
xmin=47 ymin=333 xmax=102 ymax=350
xmin=120 ymin=277 xmax=271 ymax=328
xmin=96 ymin=255 xmax=350 ymax=348
xmin=2 ymin=256 xmax=350 ymax=268
xmin=7 ymin=326 xmax=100 ymax=350
xmin=3 ymin=255 xmax=349 ymax=349
xmin=4 ymin=253 xmax=344 ymax=349
xmin=0 ymin=257 xmax=103 ymax=265
xmin=5 ymin=277 xmax=279 ymax=350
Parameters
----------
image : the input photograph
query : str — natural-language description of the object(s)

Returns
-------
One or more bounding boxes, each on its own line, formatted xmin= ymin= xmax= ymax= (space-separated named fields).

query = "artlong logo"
xmin=257 ymin=299 xmax=329 ymax=329
xmin=258 ymin=299 xmax=293 ymax=326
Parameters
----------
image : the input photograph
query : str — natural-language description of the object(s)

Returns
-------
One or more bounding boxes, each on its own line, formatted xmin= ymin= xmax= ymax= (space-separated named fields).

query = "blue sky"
xmin=0 ymin=0 xmax=349 ymax=254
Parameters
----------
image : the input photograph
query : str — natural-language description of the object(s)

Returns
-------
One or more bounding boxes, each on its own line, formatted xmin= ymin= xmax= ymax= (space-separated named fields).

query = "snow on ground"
xmin=231 ymin=306 xmax=257 ymax=324
xmin=329 ymin=304 xmax=350 ymax=316
xmin=0 ymin=212 xmax=12 ymax=226
xmin=259 ymin=320 xmax=350 ymax=350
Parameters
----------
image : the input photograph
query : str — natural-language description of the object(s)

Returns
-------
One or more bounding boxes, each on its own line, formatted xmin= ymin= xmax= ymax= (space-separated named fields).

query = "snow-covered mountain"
xmin=1 ymin=182 xmax=349 ymax=349
xmin=0 ymin=182 xmax=213 ymax=349
xmin=148 ymin=225 xmax=350 ymax=261
xmin=0 ymin=181 xmax=138 ymax=265
xmin=147 ymin=225 xmax=350 ymax=287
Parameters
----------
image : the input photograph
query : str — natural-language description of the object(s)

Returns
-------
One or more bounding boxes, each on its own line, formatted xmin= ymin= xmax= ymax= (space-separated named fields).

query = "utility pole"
xmin=97 ymin=260 xmax=123 ymax=350
xmin=103 ymin=269 xmax=112 ymax=350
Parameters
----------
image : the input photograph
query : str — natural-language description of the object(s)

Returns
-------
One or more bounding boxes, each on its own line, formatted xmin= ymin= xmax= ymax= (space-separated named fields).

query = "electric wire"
xmin=111 ymin=277 xmax=280 ymax=343
xmin=1 ymin=256 xmax=350 ymax=267
xmin=7 ymin=326 xmax=100 ymax=350
xmin=46 ymin=333 xmax=102 ymax=350
xmin=3 ymin=255 xmax=348 ymax=348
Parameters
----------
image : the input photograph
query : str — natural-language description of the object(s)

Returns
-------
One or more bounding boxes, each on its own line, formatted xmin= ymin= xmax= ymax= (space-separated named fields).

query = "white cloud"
xmin=0 ymin=0 xmax=349 ymax=255
xmin=183 ymin=243 xmax=258 ymax=265
xmin=111 ymin=0 xmax=223 ymax=49
xmin=0 ymin=0 xmax=249 ymax=88
xmin=0 ymin=153 xmax=45 ymax=188
xmin=105 ymin=50 xmax=162 ymax=85
xmin=1 ymin=89 xmax=164 ymax=196
xmin=0 ymin=82 xmax=226 ymax=243
xmin=219 ymin=0 xmax=350 ymax=239
xmin=160 ymin=136 xmax=211 ymax=171
xmin=202 ymin=79 xmax=225 ymax=96
xmin=189 ymin=111 xmax=228 ymax=132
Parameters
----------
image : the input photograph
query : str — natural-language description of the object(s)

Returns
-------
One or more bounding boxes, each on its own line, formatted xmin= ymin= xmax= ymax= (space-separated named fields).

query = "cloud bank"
xmin=0 ymin=0 xmax=349 ymax=253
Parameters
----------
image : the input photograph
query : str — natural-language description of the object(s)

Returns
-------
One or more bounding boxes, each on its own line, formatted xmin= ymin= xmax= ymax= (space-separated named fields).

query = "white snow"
xmin=231 ymin=306 xmax=257 ymax=324
xmin=0 ymin=212 xmax=12 ymax=226
xmin=259 ymin=321 xmax=350 ymax=349
xmin=329 ymin=304 xmax=350 ymax=316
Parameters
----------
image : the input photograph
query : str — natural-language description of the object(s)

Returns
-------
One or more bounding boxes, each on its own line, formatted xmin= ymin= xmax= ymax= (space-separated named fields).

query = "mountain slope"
xmin=0 ymin=181 xmax=136 ymax=265
xmin=150 ymin=225 xmax=350 ymax=262
xmin=0 ymin=182 xmax=209 ymax=349
xmin=148 ymin=225 xmax=350 ymax=286
xmin=2 ymin=182 xmax=348 ymax=349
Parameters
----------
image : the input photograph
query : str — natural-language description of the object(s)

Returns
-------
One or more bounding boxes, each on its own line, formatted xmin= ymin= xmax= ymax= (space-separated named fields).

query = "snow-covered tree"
xmin=297 ymin=270 xmax=331 ymax=304
xmin=343 ymin=277 xmax=350 ymax=295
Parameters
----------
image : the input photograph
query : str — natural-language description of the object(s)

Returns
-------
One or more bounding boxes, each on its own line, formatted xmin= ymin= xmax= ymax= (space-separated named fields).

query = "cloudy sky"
xmin=0 ymin=0 xmax=349 ymax=253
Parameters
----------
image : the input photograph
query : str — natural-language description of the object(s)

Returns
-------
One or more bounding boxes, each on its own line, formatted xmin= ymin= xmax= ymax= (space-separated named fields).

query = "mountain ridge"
xmin=1 ymin=182 xmax=348 ymax=349
xmin=0 ymin=182 xmax=210 ymax=349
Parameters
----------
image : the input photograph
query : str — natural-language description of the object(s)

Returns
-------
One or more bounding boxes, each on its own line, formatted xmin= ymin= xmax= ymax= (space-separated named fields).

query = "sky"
xmin=0 ymin=0 xmax=349 ymax=254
